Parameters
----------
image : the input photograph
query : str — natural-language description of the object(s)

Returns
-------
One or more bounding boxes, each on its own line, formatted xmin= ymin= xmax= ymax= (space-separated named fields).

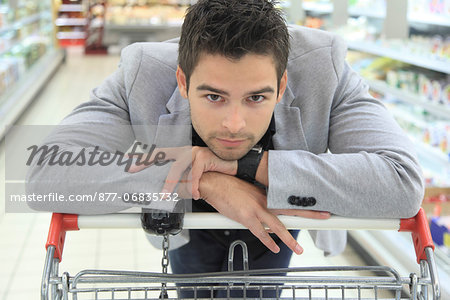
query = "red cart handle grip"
xmin=399 ymin=207 xmax=434 ymax=263
xmin=45 ymin=213 xmax=79 ymax=262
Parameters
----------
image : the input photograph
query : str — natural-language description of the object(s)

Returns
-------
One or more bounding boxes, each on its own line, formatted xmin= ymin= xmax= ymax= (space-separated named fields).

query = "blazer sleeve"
xmin=266 ymin=36 xmax=424 ymax=218
xmin=26 ymin=44 xmax=180 ymax=214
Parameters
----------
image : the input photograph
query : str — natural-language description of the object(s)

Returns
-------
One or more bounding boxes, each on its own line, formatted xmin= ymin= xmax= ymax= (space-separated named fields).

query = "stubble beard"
xmin=205 ymin=137 xmax=255 ymax=161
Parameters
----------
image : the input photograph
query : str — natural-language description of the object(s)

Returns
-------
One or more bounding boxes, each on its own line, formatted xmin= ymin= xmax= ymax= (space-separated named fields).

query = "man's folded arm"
xmin=266 ymin=55 xmax=423 ymax=218
xmin=26 ymin=44 xmax=180 ymax=214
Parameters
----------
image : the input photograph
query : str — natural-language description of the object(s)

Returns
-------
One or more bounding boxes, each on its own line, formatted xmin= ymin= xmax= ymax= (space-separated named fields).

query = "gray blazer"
xmin=27 ymin=26 xmax=423 ymax=256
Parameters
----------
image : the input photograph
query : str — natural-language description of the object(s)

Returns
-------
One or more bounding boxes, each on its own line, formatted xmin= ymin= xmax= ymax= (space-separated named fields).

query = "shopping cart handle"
xmin=399 ymin=207 xmax=434 ymax=263
xmin=46 ymin=208 xmax=434 ymax=264
xmin=45 ymin=213 xmax=79 ymax=262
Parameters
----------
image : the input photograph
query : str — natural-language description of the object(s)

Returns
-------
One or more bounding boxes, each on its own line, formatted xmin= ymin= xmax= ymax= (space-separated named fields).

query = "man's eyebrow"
xmin=245 ymin=86 xmax=275 ymax=95
xmin=196 ymin=84 xmax=275 ymax=96
xmin=196 ymin=84 xmax=230 ymax=96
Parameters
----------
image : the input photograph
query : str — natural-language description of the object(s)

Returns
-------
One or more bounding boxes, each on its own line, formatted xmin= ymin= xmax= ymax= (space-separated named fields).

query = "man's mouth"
xmin=216 ymin=138 xmax=246 ymax=147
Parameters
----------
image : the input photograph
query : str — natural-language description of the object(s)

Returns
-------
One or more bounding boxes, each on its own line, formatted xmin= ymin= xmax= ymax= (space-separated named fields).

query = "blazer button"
xmin=288 ymin=195 xmax=297 ymax=205
xmin=299 ymin=197 xmax=309 ymax=206
xmin=306 ymin=197 xmax=316 ymax=206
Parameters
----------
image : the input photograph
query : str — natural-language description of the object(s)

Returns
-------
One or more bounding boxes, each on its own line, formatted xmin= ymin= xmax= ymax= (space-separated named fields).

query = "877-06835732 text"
xmin=9 ymin=192 xmax=180 ymax=204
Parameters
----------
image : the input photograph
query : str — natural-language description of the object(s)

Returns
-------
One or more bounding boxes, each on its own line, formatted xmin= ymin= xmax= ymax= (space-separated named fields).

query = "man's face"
xmin=177 ymin=53 xmax=287 ymax=160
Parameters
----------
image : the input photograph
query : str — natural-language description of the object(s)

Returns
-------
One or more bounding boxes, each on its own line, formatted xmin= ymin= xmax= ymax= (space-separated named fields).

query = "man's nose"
xmin=222 ymin=105 xmax=246 ymax=134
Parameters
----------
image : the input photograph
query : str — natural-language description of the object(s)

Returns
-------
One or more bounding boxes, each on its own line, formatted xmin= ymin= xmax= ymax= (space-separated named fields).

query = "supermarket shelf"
xmin=302 ymin=2 xmax=332 ymax=14
xmin=0 ymin=11 xmax=51 ymax=35
xmin=55 ymin=18 xmax=88 ymax=26
xmin=347 ymin=40 xmax=450 ymax=74
xmin=366 ymin=78 xmax=450 ymax=120
xmin=348 ymin=7 xmax=385 ymax=19
xmin=56 ymin=31 xmax=86 ymax=39
xmin=0 ymin=31 xmax=51 ymax=57
xmin=386 ymin=106 xmax=450 ymax=167
xmin=302 ymin=2 xmax=450 ymax=27
xmin=105 ymin=23 xmax=181 ymax=32
xmin=387 ymin=105 xmax=429 ymax=129
xmin=59 ymin=4 xmax=84 ymax=12
xmin=0 ymin=49 xmax=65 ymax=139
xmin=408 ymin=12 xmax=450 ymax=27
xmin=349 ymin=230 xmax=450 ymax=300
xmin=414 ymin=136 xmax=450 ymax=167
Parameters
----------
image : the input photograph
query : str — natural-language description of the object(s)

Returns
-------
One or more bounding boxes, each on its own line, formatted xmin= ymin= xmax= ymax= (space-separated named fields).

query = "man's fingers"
xmin=185 ymin=169 xmax=194 ymax=197
xmin=261 ymin=212 xmax=303 ymax=255
xmin=246 ymin=220 xmax=280 ymax=254
xmin=271 ymin=209 xmax=330 ymax=219
xmin=161 ymin=161 xmax=190 ymax=194
xmin=190 ymin=162 xmax=204 ymax=200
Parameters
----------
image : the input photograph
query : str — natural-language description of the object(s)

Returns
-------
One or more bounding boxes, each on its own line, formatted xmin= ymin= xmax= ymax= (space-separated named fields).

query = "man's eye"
xmin=248 ymin=95 xmax=265 ymax=102
xmin=206 ymin=94 xmax=223 ymax=102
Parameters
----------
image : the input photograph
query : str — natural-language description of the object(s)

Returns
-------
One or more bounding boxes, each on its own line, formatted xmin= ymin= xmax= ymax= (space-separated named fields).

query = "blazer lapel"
xmin=273 ymin=84 xmax=309 ymax=151
xmin=154 ymin=87 xmax=191 ymax=147
xmin=160 ymin=86 xmax=190 ymax=125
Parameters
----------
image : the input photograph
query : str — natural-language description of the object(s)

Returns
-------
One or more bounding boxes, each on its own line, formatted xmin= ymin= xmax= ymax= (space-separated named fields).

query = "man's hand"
xmin=199 ymin=172 xmax=330 ymax=255
xmin=161 ymin=146 xmax=237 ymax=198
xmin=126 ymin=146 xmax=236 ymax=198
xmin=188 ymin=147 xmax=237 ymax=199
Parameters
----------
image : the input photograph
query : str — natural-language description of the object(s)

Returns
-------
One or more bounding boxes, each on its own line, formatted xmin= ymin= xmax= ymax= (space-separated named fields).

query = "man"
xmin=27 ymin=0 xmax=423 ymax=298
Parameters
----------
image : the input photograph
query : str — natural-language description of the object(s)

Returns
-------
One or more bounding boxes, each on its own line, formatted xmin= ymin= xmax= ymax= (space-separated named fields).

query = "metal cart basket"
xmin=41 ymin=208 xmax=440 ymax=299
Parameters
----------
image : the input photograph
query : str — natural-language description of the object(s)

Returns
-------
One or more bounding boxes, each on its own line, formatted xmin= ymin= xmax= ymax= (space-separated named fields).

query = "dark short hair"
xmin=178 ymin=0 xmax=290 ymax=91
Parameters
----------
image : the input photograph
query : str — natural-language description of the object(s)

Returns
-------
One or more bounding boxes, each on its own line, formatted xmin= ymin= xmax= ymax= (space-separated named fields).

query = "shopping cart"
xmin=41 ymin=208 xmax=440 ymax=299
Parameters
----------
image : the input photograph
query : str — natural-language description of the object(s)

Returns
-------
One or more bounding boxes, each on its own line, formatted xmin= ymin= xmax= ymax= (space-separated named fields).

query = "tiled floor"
xmin=0 ymin=47 xmax=369 ymax=300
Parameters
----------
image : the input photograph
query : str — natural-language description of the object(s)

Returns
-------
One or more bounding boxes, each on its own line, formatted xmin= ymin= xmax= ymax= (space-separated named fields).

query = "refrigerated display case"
xmin=102 ymin=0 xmax=190 ymax=49
xmin=0 ymin=0 xmax=65 ymax=139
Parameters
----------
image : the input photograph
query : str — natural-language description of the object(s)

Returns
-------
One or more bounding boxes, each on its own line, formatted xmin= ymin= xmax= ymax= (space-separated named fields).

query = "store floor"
xmin=0 ymin=47 xmax=369 ymax=300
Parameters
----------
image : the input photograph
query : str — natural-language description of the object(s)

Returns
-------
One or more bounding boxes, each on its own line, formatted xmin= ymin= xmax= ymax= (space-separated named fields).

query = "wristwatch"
xmin=236 ymin=144 xmax=264 ymax=184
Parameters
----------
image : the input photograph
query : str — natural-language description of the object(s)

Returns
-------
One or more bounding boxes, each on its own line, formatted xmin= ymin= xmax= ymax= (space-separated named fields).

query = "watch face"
xmin=251 ymin=144 xmax=263 ymax=153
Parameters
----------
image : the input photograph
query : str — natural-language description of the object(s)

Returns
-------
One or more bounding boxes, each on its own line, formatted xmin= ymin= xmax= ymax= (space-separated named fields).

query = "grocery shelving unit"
xmin=0 ymin=49 xmax=65 ymax=138
xmin=84 ymin=0 xmax=107 ymax=54
xmin=302 ymin=1 xmax=333 ymax=14
xmin=346 ymin=40 xmax=450 ymax=74
xmin=0 ymin=0 xmax=65 ymax=139
xmin=102 ymin=0 xmax=189 ymax=49
xmin=55 ymin=0 xmax=86 ymax=47
xmin=297 ymin=0 xmax=450 ymax=179
xmin=365 ymin=79 xmax=450 ymax=119
xmin=289 ymin=1 xmax=449 ymax=299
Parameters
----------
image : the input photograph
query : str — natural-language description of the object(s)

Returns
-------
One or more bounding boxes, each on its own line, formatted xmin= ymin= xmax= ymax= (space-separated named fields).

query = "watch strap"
xmin=236 ymin=145 xmax=264 ymax=183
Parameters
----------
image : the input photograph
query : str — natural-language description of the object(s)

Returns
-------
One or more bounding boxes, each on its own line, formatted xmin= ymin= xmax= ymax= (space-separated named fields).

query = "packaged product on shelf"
xmin=443 ymin=83 xmax=450 ymax=106
xmin=430 ymin=216 xmax=449 ymax=255
xmin=0 ymin=62 xmax=6 ymax=96
xmin=105 ymin=3 xmax=187 ymax=26
xmin=0 ymin=6 xmax=7 ymax=28
xmin=419 ymin=73 xmax=433 ymax=100
xmin=349 ymin=50 xmax=449 ymax=107
xmin=0 ymin=56 xmax=21 ymax=97
xmin=348 ymin=0 xmax=385 ymax=15
xmin=430 ymin=80 xmax=443 ymax=104
xmin=428 ymin=0 xmax=446 ymax=14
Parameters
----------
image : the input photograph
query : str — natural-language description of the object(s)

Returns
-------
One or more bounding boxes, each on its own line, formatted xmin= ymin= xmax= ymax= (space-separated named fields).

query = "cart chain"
xmin=159 ymin=234 xmax=170 ymax=299
xmin=161 ymin=234 xmax=170 ymax=274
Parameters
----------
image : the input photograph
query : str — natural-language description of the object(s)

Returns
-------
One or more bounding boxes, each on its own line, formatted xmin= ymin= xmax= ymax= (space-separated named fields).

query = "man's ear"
xmin=276 ymin=70 xmax=288 ymax=104
xmin=176 ymin=66 xmax=188 ymax=99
